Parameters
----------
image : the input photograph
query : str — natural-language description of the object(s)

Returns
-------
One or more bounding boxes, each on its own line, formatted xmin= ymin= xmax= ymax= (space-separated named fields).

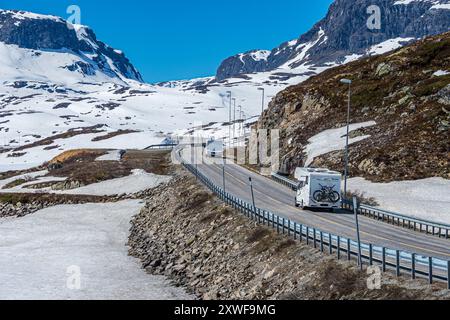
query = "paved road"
xmin=178 ymin=146 xmax=450 ymax=263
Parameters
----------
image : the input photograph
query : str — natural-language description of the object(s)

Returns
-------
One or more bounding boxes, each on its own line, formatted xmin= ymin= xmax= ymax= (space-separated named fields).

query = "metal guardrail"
xmin=272 ymin=173 xmax=450 ymax=239
xmin=271 ymin=172 xmax=298 ymax=191
xmin=180 ymin=159 xmax=450 ymax=287
xmin=144 ymin=144 xmax=178 ymax=150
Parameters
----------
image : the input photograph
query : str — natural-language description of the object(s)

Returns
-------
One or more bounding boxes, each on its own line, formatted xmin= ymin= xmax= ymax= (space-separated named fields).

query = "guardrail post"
xmin=320 ymin=232 xmax=324 ymax=252
xmin=293 ymin=222 xmax=297 ymax=240
xmin=396 ymin=250 xmax=400 ymax=277
xmin=313 ymin=229 xmax=317 ymax=249
xmin=411 ymin=253 xmax=416 ymax=280
xmin=447 ymin=261 xmax=450 ymax=290
xmin=306 ymin=226 xmax=309 ymax=245
xmin=329 ymin=234 xmax=333 ymax=255
xmin=277 ymin=216 xmax=280 ymax=234
xmin=337 ymin=236 xmax=341 ymax=260
xmin=382 ymin=247 xmax=386 ymax=272
xmin=282 ymin=218 xmax=286 ymax=234
xmin=347 ymin=239 xmax=351 ymax=261
xmin=429 ymin=257 xmax=433 ymax=284
xmin=299 ymin=224 xmax=303 ymax=242
xmin=369 ymin=244 xmax=373 ymax=266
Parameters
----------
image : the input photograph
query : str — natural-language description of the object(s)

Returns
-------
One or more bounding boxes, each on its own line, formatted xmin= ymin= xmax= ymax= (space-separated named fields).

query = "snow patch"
xmin=433 ymin=69 xmax=450 ymax=76
xmin=0 ymin=200 xmax=192 ymax=300
xmin=61 ymin=169 xmax=171 ymax=196
xmin=304 ymin=121 xmax=377 ymax=167
xmin=348 ymin=177 xmax=450 ymax=225
xmin=96 ymin=150 xmax=122 ymax=161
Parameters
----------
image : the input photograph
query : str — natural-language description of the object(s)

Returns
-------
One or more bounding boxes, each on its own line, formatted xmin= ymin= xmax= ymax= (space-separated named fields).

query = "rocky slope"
xmin=257 ymin=31 xmax=450 ymax=182
xmin=129 ymin=169 xmax=450 ymax=300
xmin=216 ymin=0 xmax=450 ymax=81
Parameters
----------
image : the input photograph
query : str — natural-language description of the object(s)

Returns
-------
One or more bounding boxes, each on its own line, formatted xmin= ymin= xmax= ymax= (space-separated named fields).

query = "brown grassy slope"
xmin=48 ymin=149 xmax=173 ymax=186
xmin=258 ymin=32 xmax=450 ymax=182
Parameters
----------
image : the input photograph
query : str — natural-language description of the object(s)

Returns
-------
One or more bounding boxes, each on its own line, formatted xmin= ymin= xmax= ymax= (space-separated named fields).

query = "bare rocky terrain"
xmin=257 ymin=32 xmax=450 ymax=183
xmin=128 ymin=167 xmax=450 ymax=300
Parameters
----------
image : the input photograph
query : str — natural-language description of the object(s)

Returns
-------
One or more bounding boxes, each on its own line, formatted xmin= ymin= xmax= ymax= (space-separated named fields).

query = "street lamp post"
xmin=232 ymin=98 xmax=236 ymax=147
xmin=340 ymin=78 xmax=352 ymax=198
xmin=226 ymin=91 xmax=232 ymax=149
xmin=258 ymin=87 xmax=265 ymax=114
xmin=238 ymin=105 xmax=242 ymax=138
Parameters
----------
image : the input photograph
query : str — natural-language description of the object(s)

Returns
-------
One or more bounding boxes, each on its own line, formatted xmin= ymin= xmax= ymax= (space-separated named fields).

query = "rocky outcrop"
xmin=128 ymin=170 xmax=450 ymax=300
xmin=0 ymin=10 xmax=143 ymax=82
xmin=0 ymin=193 xmax=117 ymax=218
xmin=257 ymin=31 xmax=450 ymax=182
xmin=216 ymin=0 xmax=450 ymax=80
xmin=216 ymin=50 xmax=271 ymax=81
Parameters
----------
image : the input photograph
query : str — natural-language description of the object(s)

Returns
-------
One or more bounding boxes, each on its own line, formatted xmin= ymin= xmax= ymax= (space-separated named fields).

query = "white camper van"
xmin=205 ymin=139 xmax=224 ymax=158
xmin=294 ymin=168 xmax=342 ymax=211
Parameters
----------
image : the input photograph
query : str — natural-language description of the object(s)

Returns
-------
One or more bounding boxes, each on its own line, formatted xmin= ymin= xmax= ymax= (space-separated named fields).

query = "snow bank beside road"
xmin=0 ymin=200 xmax=192 ymax=300
xmin=348 ymin=177 xmax=450 ymax=224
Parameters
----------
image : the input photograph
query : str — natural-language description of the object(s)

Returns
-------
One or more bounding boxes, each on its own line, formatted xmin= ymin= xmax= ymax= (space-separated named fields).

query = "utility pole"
xmin=222 ymin=156 xmax=226 ymax=192
xmin=238 ymin=105 xmax=242 ymax=138
xmin=258 ymin=87 xmax=265 ymax=114
xmin=226 ymin=91 xmax=232 ymax=149
xmin=353 ymin=196 xmax=363 ymax=269
xmin=249 ymin=177 xmax=256 ymax=216
xmin=340 ymin=79 xmax=352 ymax=198
xmin=232 ymin=98 xmax=236 ymax=147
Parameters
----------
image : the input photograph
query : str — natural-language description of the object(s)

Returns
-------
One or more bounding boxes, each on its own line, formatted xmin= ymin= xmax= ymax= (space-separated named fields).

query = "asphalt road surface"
xmin=177 ymin=146 xmax=450 ymax=266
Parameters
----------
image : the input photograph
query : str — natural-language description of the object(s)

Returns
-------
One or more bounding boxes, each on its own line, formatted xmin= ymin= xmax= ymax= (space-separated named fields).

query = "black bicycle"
xmin=313 ymin=184 xmax=340 ymax=203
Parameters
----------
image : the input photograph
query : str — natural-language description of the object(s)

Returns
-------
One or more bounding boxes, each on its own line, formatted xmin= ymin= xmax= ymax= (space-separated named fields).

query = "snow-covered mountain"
xmin=215 ymin=0 xmax=450 ymax=81
xmin=0 ymin=2 xmax=449 ymax=172
xmin=0 ymin=10 xmax=143 ymax=84
xmin=0 ymin=9 xmax=282 ymax=171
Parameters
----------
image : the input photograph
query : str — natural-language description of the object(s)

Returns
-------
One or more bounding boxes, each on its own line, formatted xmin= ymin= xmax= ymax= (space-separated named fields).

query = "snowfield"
xmin=348 ymin=177 xmax=450 ymax=225
xmin=60 ymin=169 xmax=171 ymax=196
xmin=0 ymin=169 xmax=170 ymax=196
xmin=0 ymin=200 xmax=192 ymax=300
xmin=304 ymin=121 xmax=377 ymax=166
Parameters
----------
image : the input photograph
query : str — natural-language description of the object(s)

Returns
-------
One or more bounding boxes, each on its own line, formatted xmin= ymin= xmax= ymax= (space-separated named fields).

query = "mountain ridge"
xmin=216 ymin=0 xmax=450 ymax=81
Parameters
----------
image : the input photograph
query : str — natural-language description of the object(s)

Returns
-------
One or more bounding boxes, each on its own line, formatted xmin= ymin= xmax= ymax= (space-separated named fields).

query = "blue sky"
xmin=2 ymin=0 xmax=334 ymax=83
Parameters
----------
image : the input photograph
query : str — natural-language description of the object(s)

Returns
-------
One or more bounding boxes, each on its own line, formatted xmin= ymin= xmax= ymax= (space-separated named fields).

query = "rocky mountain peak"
xmin=0 ymin=9 xmax=143 ymax=83
xmin=216 ymin=0 xmax=450 ymax=80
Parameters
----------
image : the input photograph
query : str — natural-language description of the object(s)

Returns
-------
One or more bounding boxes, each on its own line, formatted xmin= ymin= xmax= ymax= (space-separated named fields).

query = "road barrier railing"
xmin=144 ymin=143 xmax=178 ymax=150
xmin=271 ymin=172 xmax=298 ymax=191
xmin=180 ymin=159 xmax=450 ymax=288
xmin=272 ymin=173 xmax=450 ymax=239
xmin=343 ymin=199 xmax=450 ymax=239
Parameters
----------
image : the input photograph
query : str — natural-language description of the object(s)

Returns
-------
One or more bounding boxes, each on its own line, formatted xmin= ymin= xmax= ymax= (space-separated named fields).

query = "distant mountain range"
xmin=215 ymin=0 xmax=450 ymax=81
xmin=0 ymin=2 xmax=449 ymax=173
